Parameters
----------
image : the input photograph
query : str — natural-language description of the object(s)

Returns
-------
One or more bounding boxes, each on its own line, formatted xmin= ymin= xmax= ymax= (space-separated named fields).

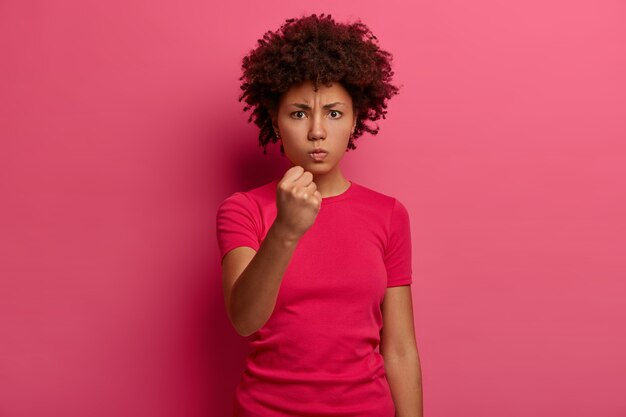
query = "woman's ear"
xmin=269 ymin=108 xmax=280 ymax=138
xmin=269 ymin=109 xmax=278 ymax=132
xmin=352 ymin=115 xmax=357 ymax=134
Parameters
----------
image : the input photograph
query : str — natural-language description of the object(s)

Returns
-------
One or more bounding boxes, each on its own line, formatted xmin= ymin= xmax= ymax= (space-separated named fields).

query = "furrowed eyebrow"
xmin=289 ymin=102 xmax=344 ymax=110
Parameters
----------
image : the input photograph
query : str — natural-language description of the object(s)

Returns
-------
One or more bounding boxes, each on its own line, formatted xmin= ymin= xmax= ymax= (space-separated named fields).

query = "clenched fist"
xmin=273 ymin=166 xmax=322 ymax=242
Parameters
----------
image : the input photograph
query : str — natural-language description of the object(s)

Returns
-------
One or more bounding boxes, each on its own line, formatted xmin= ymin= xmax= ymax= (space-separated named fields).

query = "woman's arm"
xmin=380 ymin=285 xmax=424 ymax=417
xmin=222 ymin=221 xmax=300 ymax=337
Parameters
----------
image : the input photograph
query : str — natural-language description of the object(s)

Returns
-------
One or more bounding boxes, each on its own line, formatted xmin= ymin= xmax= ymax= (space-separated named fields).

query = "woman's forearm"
xmin=384 ymin=350 xmax=424 ymax=417
xmin=229 ymin=221 xmax=300 ymax=336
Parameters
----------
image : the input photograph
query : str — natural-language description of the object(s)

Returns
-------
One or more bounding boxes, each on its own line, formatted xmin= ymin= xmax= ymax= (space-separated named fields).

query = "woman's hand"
xmin=273 ymin=165 xmax=322 ymax=242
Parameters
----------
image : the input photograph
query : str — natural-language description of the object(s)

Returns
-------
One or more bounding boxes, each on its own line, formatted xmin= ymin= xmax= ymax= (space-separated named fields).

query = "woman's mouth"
xmin=308 ymin=150 xmax=328 ymax=161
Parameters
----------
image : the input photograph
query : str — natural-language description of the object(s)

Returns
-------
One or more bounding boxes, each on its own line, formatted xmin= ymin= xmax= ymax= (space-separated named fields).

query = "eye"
xmin=291 ymin=111 xmax=306 ymax=119
xmin=329 ymin=110 xmax=342 ymax=119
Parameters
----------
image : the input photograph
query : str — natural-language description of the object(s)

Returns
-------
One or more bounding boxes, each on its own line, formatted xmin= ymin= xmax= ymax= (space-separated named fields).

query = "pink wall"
xmin=1 ymin=1 xmax=625 ymax=416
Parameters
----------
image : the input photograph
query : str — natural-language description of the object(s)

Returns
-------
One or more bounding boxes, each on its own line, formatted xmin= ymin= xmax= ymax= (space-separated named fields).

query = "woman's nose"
xmin=307 ymin=112 xmax=326 ymax=140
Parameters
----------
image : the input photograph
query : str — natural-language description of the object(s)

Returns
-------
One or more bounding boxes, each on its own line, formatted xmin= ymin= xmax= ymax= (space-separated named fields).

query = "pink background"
xmin=1 ymin=1 xmax=625 ymax=416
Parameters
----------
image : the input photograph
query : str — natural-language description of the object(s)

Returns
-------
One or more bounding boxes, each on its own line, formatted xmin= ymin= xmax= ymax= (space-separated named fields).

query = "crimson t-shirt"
xmin=216 ymin=178 xmax=413 ymax=417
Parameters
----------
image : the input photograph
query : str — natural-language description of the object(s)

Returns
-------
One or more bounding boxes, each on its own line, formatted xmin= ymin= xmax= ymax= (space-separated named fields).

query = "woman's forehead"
xmin=281 ymin=80 xmax=351 ymax=103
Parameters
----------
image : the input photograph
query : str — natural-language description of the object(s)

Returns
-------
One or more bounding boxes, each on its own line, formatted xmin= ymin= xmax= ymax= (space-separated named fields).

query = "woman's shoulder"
xmin=217 ymin=179 xmax=278 ymax=219
xmin=351 ymin=181 xmax=402 ymax=207
xmin=350 ymin=182 xmax=411 ymax=229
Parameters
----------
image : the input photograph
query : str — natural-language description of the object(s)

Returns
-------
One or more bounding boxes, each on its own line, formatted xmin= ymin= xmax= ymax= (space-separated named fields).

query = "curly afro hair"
xmin=238 ymin=13 xmax=401 ymax=155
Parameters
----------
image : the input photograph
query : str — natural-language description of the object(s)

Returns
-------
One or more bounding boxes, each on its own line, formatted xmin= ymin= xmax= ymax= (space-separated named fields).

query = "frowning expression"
xmin=271 ymin=80 xmax=357 ymax=171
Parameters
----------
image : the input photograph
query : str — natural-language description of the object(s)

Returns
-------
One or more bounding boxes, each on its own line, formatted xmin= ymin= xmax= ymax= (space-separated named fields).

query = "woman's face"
xmin=271 ymin=80 xmax=357 ymax=173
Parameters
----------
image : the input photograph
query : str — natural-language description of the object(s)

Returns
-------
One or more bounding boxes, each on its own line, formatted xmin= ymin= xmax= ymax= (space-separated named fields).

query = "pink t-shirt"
xmin=216 ymin=178 xmax=413 ymax=417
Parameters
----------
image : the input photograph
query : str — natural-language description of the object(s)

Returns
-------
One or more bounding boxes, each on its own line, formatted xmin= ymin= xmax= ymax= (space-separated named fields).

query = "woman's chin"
xmin=302 ymin=162 xmax=332 ymax=172
xmin=287 ymin=156 xmax=334 ymax=172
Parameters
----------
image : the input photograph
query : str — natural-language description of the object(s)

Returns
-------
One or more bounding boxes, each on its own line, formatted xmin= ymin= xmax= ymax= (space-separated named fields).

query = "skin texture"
xmin=270 ymin=79 xmax=357 ymax=198
xmin=222 ymin=79 xmax=423 ymax=417
xmin=381 ymin=286 xmax=424 ymax=417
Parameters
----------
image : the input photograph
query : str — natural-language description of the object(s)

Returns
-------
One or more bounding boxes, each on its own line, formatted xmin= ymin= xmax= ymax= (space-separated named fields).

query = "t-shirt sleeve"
xmin=215 ymin=192 xmax=261 ymax=263
xmin=384 ymin=198 xmax=413 ymax=287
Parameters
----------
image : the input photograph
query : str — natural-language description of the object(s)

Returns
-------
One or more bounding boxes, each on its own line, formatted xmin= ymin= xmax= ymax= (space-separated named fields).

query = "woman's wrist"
xmin=268 ymin=221 xmax=301 ymax=246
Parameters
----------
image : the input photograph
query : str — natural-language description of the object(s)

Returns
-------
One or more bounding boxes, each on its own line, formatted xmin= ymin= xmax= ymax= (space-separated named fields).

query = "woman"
xmin=216 ymin=13 xmax=423 ymax=417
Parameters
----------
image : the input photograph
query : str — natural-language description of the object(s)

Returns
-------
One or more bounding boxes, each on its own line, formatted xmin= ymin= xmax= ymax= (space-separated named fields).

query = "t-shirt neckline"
xmin=321 ymin=180 xmax=355 ymax=204
xmin=270 ymin=178 xmax=356 ymax=204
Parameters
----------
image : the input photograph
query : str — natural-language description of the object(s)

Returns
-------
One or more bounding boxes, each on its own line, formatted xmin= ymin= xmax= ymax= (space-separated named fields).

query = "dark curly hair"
xmin=238 ymin=13 xmax=401 ymax=155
